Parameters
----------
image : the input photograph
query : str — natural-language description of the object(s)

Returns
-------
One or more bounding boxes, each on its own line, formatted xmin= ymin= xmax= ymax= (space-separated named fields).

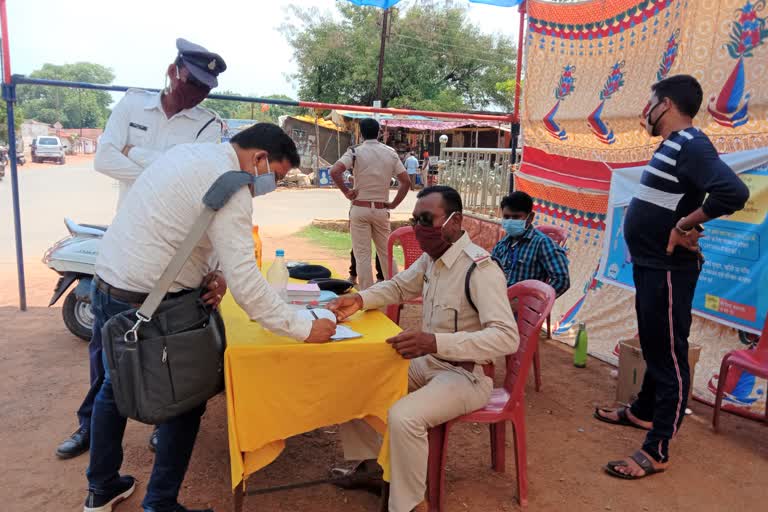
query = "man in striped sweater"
xmin=596 ymin=75 xmax=749 ymax=479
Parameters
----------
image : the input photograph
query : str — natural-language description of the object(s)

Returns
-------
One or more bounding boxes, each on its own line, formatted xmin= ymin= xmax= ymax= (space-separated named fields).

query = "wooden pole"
xmin=376 ymin=8 xmax=390 ymax=103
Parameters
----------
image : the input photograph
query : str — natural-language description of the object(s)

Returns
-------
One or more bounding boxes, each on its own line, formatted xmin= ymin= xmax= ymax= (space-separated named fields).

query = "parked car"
xmin=31 ymin=136 xmax=65 ymax=164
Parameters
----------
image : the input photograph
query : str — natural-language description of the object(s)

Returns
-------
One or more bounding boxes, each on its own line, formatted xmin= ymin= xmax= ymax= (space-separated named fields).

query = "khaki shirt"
xmin=337 ymin=139 xmax=407 ymax=202
xmin=359 ymin=232 xmax=519 ymax=362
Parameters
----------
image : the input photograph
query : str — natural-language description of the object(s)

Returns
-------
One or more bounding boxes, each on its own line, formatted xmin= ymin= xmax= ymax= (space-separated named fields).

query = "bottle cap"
xmin=276 ymin=249 xmax=285 ymax=257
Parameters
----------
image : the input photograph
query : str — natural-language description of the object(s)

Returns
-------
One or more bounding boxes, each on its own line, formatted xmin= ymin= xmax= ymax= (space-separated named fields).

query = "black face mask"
xmin=645 ymin=101 xmax=668 ymax=137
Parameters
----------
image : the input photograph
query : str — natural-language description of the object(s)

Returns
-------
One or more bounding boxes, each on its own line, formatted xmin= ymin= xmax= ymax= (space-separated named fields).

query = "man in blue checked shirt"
xmin=491 ymin=192 xmax=570 ymax=297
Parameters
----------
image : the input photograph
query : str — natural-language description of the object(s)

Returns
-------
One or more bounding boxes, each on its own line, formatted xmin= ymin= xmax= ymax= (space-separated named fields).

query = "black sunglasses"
xmin=409 ymin=211 xmax=457 ymax=227
xmin=409 ymin=213 xmax=434 ymax=227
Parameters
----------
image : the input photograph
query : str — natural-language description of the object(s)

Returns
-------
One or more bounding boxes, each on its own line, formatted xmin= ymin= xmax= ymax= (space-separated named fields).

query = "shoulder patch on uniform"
xmin=463 ymin=244 xmax=491 ymax=267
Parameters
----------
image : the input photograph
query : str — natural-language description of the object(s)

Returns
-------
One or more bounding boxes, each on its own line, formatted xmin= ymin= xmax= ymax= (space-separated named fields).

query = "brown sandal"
xmin=594 ymin=406 xmax=651 ymax=431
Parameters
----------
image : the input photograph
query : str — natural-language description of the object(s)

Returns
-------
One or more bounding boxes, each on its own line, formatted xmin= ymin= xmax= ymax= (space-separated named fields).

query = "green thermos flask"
xmin=573 ymin=322 xmax=588 ymax=368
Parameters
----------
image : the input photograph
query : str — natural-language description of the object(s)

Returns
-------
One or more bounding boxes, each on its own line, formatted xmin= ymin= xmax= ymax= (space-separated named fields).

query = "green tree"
xmin=0 ymin=101 xmax=24 ymax=145
xmin=281 ymin=1 xmax=517 ymax=112
xmin=203 ymin=90 xmax=254 ymax=120
xmin=17 ymin=62 xmax=115 ymax=128
xmin=204 ymin=91 xmax=303 ymax=123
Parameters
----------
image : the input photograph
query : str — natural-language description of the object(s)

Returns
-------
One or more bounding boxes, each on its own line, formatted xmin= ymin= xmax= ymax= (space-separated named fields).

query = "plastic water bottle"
xmin=573 ymin=322 xmax=588 ymax=368
xmin=266 ymin=249 xmax=289 ymax=301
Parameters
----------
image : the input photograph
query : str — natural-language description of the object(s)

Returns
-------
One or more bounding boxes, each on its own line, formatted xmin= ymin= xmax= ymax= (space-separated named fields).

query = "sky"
xmin=7 ymin=0 xmax=520 ymax=101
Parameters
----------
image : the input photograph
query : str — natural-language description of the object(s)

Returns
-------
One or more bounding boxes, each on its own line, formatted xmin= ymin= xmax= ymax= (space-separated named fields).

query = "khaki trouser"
xmin=340 ymin=356 xmax=493 ymax=512
xmin=350 ymin=205 xmax=391 ymax=291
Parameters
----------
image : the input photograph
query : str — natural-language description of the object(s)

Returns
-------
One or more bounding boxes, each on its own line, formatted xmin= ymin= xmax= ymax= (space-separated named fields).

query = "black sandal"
xmin=594 ymin=406 xmax=651 ymax=431
xmin=604 ymin=450 xmax=665 ymax=480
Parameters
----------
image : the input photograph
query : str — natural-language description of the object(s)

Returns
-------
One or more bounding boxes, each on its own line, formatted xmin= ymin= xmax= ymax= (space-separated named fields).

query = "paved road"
xmin=0 ymin=157 xmax=417 ymax=265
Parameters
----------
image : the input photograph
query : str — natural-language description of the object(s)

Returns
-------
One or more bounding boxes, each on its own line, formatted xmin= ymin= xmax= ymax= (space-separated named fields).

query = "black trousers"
xmin=629 ymin=265 xmax=700 ymax=463
xmin=349 ymin=249 xmax=384 ymax=281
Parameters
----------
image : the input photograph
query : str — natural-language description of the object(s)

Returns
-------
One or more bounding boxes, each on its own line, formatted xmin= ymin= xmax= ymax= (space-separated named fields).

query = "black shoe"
xmin=56 ymin=427 xmax=90 ymax=460
xmin=148 ymin=427 xmax=159 ymax=453
xmin=83 ymin=475 xmax=135 ymax=512
xmin=331 ymin=460 xmax=384 ymax=496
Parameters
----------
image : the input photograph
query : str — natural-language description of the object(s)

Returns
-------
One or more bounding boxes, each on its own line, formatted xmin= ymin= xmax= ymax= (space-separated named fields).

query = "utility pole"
xmin=375 ymin=8 xmax=389 ymax=103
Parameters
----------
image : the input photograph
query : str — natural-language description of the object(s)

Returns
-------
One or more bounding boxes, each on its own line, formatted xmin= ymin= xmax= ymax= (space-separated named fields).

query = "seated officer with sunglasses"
xmin=327 ymin=185 xmax=519 ymax=512
xmin=57 ymin=39 xmax=226 ymax=462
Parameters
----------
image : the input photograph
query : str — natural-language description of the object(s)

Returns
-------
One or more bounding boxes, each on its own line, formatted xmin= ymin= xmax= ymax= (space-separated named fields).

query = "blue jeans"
xmin=86 ymin=287 xmax=207 ymax=512
xmin=76 ymin=281 xmax=105 ymax=430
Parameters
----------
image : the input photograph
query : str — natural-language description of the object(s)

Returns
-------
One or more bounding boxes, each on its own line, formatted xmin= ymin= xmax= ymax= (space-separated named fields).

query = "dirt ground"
xmin=1 ymin=231 xmax=767 ymax=512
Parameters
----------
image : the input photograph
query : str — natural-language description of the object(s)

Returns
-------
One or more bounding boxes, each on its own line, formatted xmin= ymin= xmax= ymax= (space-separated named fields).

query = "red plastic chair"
xmin=385 ymin=226 xmax=425 ymax=324
xmin=712 ymin=314 xmax=768 ymax=431
xmin=426 ymin=280 xmax=556 ymax=511
xmin=534 ymin=224 xmax=568 ymax=338
xmin=512 ymin=224 xmax=566 ymax=393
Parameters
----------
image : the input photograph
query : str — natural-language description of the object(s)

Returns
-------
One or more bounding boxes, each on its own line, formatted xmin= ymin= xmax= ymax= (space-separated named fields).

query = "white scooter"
xmin=43 ymin=218 xmax=105 ymax=340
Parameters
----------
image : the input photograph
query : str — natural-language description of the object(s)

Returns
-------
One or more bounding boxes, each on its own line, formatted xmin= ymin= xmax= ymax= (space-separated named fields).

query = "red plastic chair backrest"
xmin=536 ymin=224 xmax=569 ymax=248
xmin=503 ymin=280 xmax=556 ymax=408
xmin=387 ymin=226 xmax=424 ymax=279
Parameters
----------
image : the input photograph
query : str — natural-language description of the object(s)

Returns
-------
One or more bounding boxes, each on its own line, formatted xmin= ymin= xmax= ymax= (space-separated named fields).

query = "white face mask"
xmin=251 ymin=158 xmax=276 ymax=197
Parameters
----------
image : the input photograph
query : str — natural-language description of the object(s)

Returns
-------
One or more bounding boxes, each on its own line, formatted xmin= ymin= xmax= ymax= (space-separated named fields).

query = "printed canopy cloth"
xmin=517 ymin=0 xmax=768 ymax=417
xmin=221 ymin=293 xmax=408 ymax=489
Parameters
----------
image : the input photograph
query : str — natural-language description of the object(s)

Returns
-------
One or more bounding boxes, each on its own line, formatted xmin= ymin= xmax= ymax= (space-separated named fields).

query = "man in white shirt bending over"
xmin=57 ymin=38 xmax=227 ymax=461
xmin=82 ymin=123 xmax=335 ymax=512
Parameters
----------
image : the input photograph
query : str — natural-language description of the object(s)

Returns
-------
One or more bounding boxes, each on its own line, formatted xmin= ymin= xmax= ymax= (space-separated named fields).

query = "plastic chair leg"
xmin=712 ymin=357 xmax=731 ymax=433
xmin=427 ymin=424 xmax=448 ymax=512
xmin=546 ymin=314 xmax=552 ymax=339
xmin=385 ymin=304 xmax=402 ymax=325
xmin=533 ymin=349 xmax=542 ymax=392
xmin=490 ymin=422 xmax=506 ymax=473
xmin=512 ymin=414 xmax=528 ymax=508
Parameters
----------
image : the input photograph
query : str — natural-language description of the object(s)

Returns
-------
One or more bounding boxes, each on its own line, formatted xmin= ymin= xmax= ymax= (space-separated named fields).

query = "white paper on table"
xmin=330 ymin=324 xmax=363 ymax=341
xmin=295 ymin=308 xmax=363 ymax=341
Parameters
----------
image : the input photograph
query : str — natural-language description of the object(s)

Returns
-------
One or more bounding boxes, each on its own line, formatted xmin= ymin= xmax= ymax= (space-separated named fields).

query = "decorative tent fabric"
xmin=518 ymin=0 xmax=768 ymax=416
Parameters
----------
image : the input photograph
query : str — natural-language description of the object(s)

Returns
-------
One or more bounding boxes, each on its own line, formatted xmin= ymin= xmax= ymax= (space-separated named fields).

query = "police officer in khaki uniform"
xmin=331 ymin=118 xmax=411 ymax=290
xmin=328 ymin=186 xmax=519 ymax=512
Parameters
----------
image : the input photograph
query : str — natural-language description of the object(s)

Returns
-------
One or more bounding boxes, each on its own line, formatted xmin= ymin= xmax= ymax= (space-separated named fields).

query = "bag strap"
xmin=464 ymin=256 xmax=503 ymax=313
xmin=135 ymin=209 xmax=216 ymax=321
xmin=126 ymin=171 xmax=253 ymax=339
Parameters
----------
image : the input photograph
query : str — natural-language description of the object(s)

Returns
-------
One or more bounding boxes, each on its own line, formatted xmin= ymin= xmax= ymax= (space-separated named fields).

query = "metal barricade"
xmin=437 ymin=147 xmax=514 ymax=216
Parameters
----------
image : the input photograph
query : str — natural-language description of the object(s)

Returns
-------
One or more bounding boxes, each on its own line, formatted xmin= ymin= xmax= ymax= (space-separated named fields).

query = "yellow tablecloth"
xmin=222 ymin=289 xmax=408 ymax=489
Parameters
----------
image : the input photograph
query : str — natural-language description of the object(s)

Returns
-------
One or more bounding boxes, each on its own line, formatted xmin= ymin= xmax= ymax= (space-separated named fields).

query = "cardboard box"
xmin=616 ymin=338 xmax=701 ymax=405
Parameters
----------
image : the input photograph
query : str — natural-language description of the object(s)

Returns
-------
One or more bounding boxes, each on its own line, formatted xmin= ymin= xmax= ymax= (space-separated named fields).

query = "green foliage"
xmin=0 ymin=101 xmax=24 ymax=144
xmin=281 ymin=0 xmax=517 ymax=112
xmin=17 ymin=62 xmax=115 ymax=128
xmin=203 ymin=91 xmax=303 ymax=123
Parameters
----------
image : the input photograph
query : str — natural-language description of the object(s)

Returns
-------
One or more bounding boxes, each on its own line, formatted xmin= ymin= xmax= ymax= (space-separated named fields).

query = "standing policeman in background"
xmin=330 ymin=118 xmax=411 ymax=290
xmin=55 ymin=38 xmax=227 ymax=461
xmin=94 ymin=38 xmax=226 ymax=211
